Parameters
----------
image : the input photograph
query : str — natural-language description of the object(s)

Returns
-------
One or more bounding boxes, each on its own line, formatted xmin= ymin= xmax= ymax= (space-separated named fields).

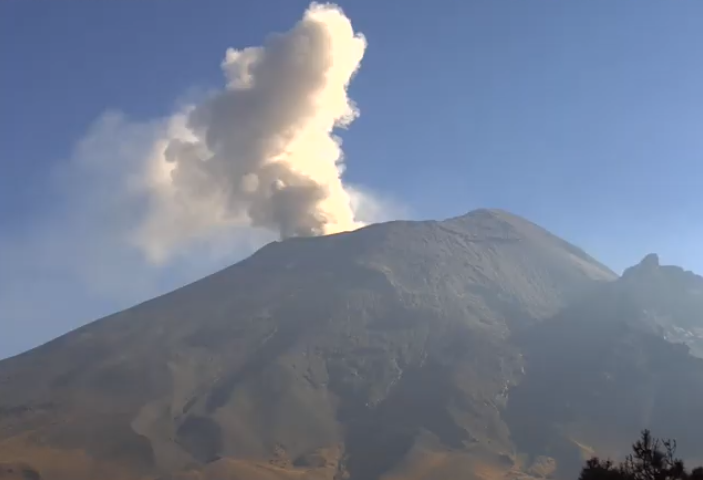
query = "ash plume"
xmin=137 ymin=3 xmax=368 ymax=262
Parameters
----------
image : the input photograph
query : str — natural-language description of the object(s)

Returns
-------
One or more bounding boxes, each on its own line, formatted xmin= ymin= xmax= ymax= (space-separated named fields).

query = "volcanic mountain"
xmin=1 ymin=209 xmax=701 ymax=480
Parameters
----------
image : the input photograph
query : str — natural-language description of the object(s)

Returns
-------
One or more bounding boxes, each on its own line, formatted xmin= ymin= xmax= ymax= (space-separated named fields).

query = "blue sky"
xmin=1 ymin=0 xmax=701 ymax=358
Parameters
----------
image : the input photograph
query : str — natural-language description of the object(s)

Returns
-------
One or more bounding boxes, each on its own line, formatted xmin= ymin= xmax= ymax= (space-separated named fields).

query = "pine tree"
xmin=579 ymin=431 xmax=703 ymax=480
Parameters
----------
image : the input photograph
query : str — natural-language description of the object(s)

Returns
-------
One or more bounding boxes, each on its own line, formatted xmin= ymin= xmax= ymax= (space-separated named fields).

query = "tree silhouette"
xmin=579 ymin=431 xmax=703 ymax=480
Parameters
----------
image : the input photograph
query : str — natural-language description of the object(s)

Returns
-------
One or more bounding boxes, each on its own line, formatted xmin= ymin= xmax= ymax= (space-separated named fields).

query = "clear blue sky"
xmin=1 ymin=0 xmax=701 ymax=358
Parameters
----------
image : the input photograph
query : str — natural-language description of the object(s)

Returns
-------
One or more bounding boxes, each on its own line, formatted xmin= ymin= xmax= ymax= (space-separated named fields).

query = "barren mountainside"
xmin=1 ymin=209 xmax=701 ymax=480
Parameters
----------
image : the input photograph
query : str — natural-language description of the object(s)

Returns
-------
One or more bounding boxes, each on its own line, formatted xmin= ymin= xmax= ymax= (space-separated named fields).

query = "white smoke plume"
xmin=135 ymin=3 xmax=368 ymax=263
xmin=0 ymin=3 xmax=409 ymax=356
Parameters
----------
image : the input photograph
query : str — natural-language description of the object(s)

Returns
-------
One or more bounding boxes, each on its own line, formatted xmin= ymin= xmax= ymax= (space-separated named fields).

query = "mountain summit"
xmin=1 ymin=210 xmax=701 ymax=480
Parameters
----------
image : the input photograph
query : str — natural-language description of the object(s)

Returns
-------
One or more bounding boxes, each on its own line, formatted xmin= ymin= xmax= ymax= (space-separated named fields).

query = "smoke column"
xmin=137 ymin=3 xmax=367 ymax=262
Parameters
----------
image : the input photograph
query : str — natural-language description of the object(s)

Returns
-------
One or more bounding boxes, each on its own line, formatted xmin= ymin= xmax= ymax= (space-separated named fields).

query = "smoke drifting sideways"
xmin=135 ymin=3 xmax=368 ymax=263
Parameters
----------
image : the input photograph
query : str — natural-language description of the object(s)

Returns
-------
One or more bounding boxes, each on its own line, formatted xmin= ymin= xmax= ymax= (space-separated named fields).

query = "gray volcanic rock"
xmin=6 ymin=209 xmax=693 ymax=480
xmin=506 ymin=254 xmax=703 ymax=478
xmin=619 ymin=254 xmax=703 ymax=356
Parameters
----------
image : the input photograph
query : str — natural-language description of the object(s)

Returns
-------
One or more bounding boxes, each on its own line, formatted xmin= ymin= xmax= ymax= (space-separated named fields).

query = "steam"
xmin=0 ymin=3 xmax=407 ymax=355
xmin=136 ymin=3 xmax=368 ymax=262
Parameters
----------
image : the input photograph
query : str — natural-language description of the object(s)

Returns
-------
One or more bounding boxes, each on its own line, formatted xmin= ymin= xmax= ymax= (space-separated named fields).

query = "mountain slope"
xmin=617 ymin=254 xmax=703 ymax=357
xmin=505 ymin=254 xmax=703 ymax=477
xmin=0 ymin=209 xmax=673 ymax=480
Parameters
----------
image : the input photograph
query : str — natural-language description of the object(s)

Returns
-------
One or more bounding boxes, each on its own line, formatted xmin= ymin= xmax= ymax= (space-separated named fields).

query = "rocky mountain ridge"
xmin=0 ymin=209 xmax=700 ymax=480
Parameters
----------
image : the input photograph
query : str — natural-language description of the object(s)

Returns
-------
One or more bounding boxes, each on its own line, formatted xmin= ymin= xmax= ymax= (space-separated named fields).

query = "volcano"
xmin=1 ymin=209 xmax=702 ymax=480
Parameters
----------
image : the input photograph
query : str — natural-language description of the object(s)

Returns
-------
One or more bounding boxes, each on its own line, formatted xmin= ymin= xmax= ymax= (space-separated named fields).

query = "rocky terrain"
xmin=0 ymin=209 xmax=700 ymax=480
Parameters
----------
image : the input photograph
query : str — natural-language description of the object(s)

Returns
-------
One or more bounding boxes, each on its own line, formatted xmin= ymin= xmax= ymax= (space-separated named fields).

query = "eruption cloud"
xmin=136 ymin=3 xmax=368 ymax=262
